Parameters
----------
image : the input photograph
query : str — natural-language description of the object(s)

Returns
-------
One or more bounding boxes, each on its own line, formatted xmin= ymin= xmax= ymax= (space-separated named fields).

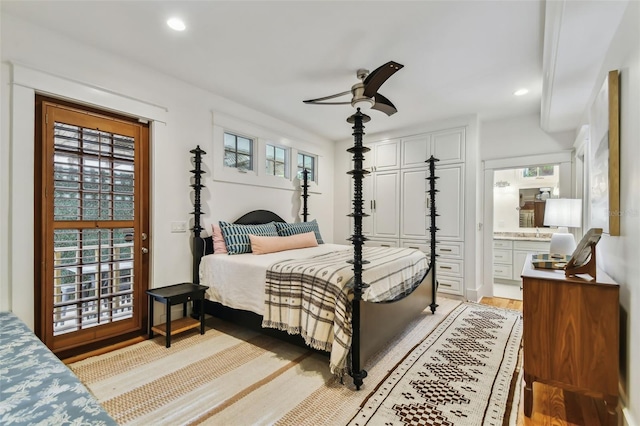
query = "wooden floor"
xmin=480 ymin=296 xmax=614 ymax=426
xmin=65 ymin=296 xmax=614 ymax=425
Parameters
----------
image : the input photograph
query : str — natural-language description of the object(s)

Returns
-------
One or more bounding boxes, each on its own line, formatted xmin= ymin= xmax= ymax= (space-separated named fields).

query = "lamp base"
xmin=549 ymin=232 xmax=576 ymax=256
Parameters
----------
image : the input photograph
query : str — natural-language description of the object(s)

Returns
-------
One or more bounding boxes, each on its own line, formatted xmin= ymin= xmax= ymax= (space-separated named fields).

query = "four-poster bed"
xmin=189 ymin=111 xmax=441 ymax=388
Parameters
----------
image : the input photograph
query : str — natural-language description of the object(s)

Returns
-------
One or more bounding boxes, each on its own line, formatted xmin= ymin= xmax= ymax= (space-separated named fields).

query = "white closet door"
xmin=361 ymin=174 xmax=373 ymax=236
xmin=436 ymin=164 xmax=464 ymax=240
xmin=372 ymin=171 xmax=400 ymax=238
xmin=431 ymin=127 xmax=465 ymax=164
xmin=401 ymin=134 xmax=430 ymax=169
xmin=401 ymin=168 xmax=428 ymax=240
xmin=372 ymin=139 xmax=400 ymax=171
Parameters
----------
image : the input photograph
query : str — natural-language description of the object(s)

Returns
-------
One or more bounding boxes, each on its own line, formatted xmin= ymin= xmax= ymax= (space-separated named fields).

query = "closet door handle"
xmin=373 ymin=200 xmax=376 ymax=210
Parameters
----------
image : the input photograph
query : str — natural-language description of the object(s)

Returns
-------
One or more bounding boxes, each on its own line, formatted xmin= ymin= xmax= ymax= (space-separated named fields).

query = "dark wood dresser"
xmin=521 ymin=254 xmax=619 ymax=424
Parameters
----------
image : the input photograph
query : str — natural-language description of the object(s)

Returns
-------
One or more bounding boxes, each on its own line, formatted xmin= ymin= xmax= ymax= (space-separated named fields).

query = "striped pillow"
xmin=275 ymin=219 xmax=324 ymax=244
xmin=219 ymin=221 xmax=278 ymax=254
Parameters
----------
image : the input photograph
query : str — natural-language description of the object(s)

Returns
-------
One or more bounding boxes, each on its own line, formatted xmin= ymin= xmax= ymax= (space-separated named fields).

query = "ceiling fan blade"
xmin=303 ymin=90 xmax=351 ymax=104
xmin=304 ymin=101 xmax=352 ymax=105
xmin=371 ymin=92 xmax=398 ymax=116
xmin=363 ymin=61 xmax=403 ymax=98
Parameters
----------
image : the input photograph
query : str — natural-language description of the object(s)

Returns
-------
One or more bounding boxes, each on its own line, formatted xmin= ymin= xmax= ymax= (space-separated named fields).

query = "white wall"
xmin=0 ymin=14 xmax=334 ymax=328
xmin=579 ymin=2 xmax=639 ymax=423
xmin=481 ymin=113 xmax=575 ymax=160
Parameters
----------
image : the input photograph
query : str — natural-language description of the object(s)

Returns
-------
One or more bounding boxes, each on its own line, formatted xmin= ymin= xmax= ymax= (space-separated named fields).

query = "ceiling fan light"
xmin=351 ymin=97 xmax=374 ymax=110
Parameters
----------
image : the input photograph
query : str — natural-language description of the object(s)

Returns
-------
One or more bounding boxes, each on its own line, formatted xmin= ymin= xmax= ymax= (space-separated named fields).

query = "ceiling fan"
xmin=303 ymin=61 xmax=404 ymax=116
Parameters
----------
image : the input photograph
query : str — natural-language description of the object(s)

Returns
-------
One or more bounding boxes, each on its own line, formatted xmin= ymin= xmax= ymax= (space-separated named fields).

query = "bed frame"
xmin=189 ymin=112 xmax=440 ymax=389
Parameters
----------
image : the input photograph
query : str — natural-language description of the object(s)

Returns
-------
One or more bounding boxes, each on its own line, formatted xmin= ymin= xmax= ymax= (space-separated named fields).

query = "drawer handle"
xmin=440 ymin=248 xmax=452 ymax=252
xmin=381 ymin=244 xmax=391 ymax=247
xmin=440 ymin=266 xmax=452 ymax=270
xmin=409 ymin=246 xmax=419 ymax=249
xmin=440 ymin=283 xmax=452 ymax=287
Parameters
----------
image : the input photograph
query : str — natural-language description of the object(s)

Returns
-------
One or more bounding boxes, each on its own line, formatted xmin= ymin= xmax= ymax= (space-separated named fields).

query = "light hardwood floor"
xmin=480 ymin=296 xmax=613 ymax=426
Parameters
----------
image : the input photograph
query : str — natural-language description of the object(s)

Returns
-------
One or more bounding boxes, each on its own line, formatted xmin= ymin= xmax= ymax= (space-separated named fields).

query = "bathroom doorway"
xmin=482 ymin=152 xmax=574 ymax=301
xmin=492 ymin=166 xmax=559 ymax=299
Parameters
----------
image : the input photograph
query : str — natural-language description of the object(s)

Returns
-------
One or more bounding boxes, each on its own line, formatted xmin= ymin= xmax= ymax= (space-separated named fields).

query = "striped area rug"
xmin=69 ymin=298 xmax=472 ymax=425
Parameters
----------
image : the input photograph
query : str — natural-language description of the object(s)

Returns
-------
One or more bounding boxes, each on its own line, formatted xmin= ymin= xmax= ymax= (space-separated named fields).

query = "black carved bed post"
xmin=190 ymin=145 xmax=206 ymax=285
xmin=426 ymin=155 xmax=439 ymax=314
xmin=346 ymin=108 xmax=371 ymax=390
xmin=301 ymin=169 xmax=309 ymax=222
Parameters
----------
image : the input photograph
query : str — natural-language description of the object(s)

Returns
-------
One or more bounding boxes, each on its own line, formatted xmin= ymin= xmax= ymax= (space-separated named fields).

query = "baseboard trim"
xmin=623 ymin=405 xmax=637 ymax=426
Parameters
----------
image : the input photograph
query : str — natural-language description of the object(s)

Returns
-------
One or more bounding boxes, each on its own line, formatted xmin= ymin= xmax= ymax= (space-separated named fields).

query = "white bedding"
xmin=199 ymin=244 xmax=352 ymax=315
xmin=198 ymin=243 xmax=429 ymax=316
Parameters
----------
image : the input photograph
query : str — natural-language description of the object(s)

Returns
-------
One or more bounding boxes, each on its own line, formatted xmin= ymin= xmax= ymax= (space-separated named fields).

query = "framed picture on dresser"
xmin=588 ymin=69 xmax=620 ymax=236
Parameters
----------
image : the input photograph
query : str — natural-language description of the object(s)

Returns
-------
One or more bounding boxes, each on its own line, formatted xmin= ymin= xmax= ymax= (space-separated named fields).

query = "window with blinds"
xmin=52 ymin=122 xmax=135 ymax=335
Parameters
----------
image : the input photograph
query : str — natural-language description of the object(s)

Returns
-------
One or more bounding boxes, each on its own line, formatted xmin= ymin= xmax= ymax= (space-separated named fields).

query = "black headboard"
xmin=234 ymin=210 xmax=285 ymax=225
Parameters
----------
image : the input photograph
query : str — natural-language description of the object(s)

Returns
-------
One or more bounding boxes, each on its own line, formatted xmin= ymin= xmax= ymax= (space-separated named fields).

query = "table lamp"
xmin=543 ymin=198 xmax=582 ymax=255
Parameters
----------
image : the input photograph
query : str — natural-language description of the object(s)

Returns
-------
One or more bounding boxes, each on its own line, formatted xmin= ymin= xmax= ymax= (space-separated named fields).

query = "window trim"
xmin=265 ymin=143 xmax=289 ymax=179
xmin=297 ymin=152 xmax=318 ymax=184
xmin=211 ymin=112 xmax=324 ymax=194
xmin=223 ymin=131 xmax=255 ymax=172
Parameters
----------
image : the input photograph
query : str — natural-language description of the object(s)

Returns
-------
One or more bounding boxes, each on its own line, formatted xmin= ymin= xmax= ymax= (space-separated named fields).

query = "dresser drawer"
xmin=365 ymin=239 xmax=399 ymax=248
xmin=403 ymin=241 xmax=463 ymax=259
xmin=436 ymin=259 xmax=462 ymax=276
xmin=437 ymin=276 xmax=462 ymax=293
xmin=493 ymin=249 xmax=512 ymax=264
xmin=436 ymin=242 xmax=463 ymax=258
xmin=493 ymin=264 xmax=513 ymax=279
xmin=493 ymin=239 xmax=513 ymax=249
xmin=401 ymin=241 xmax=430 ymax=253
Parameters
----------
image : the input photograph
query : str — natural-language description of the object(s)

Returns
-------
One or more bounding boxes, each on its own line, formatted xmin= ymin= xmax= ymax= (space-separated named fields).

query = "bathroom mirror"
xmin=518 ymin=188 xmax=550 ymax=228
xmin=493 ymin=165 xmax=560 ymax=232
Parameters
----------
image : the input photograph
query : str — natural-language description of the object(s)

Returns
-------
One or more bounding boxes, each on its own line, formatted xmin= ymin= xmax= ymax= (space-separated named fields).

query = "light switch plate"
xmin=171 ymin=221 xmax=187 ymax=233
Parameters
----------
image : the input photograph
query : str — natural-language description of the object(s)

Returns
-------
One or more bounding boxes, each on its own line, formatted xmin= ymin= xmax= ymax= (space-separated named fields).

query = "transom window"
xmin=266 ymin=144 xmax=287 ymax=178
xmin=224 ymin=132 xmax=253 ymax=171
xmin=297 ymin=153 xmax=316 ymax=182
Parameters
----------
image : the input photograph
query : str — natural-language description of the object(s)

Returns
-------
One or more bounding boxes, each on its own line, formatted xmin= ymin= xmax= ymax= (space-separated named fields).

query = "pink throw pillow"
xmin=211 ymin=224 xmax=228 ymax=254
xmin=249 ymin=231 xmax=318 ymax=255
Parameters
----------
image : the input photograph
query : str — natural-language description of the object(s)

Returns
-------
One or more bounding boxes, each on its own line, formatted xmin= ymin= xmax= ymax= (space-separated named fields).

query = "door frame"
xmin=5 ymin=63 xmax=166 ymax=332
xmin=482 ymin=151 xmax=574 ymax=300
xmin=35 ymin=96 xmax=150 ymax=354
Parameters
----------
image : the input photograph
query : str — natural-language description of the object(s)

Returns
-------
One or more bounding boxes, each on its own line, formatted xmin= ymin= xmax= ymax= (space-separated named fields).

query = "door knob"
xmin=141 ymin=247 xmax=149 ymax=254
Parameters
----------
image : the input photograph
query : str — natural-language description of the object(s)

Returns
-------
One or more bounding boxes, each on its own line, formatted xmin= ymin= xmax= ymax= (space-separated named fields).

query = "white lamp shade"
xmin=544 ymin=198 xmax=582 ymax=255
xmin=543 ymin=199 xmax=582 ymax=228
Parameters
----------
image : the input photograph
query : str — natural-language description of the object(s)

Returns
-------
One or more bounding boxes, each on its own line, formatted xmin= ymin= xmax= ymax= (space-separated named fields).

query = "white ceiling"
xmin=1 ymin=1 xmax=627 ymax=141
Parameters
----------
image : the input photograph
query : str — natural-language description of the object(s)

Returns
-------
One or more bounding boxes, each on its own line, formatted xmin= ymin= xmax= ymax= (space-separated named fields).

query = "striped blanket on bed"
xmin=261 ymin=246 xmax=428 ymax=375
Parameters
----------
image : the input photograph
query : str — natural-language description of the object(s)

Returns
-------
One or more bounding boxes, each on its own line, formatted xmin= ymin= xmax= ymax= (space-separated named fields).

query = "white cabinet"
xmin=492 ymin=240 xmax=513 ymax=279
xmin=364 ymin=139 xmax=400 ymax=172
xmin=364 ymin=239 xmax=398 ymax=248
xmin=401 ymin=168 xmax=428 ymax=240
xmin=355 ymin=126 xmax=466 ymax=297
xmin=436 ymin=164 xmax=464 ymax=241
xmin=493 ymin=239 xmax=550 ymax=282
xmin=431 ymin=128 xmax=465 ymax=165
xmin=512 ymin=240 xmax=550 ymax=281
xmin=362 ymin=170 xmax=400 ymax=239
xmin=401 ymin=127 xmax=465 ymax=169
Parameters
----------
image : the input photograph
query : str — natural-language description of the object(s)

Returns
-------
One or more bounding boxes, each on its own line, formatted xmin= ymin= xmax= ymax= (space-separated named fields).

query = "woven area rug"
xmin=68 ymin=298 xmax=522 ymax=425
xmin=347 ymin=302 xmax=523 ymax=426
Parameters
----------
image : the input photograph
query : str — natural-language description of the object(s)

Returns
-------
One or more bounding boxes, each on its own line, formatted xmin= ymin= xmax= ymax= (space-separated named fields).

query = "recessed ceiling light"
xmin=513 ymin=88 xmax=529 ymax=96
xmin=167 ymin=17 xmax=186 ymax=31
